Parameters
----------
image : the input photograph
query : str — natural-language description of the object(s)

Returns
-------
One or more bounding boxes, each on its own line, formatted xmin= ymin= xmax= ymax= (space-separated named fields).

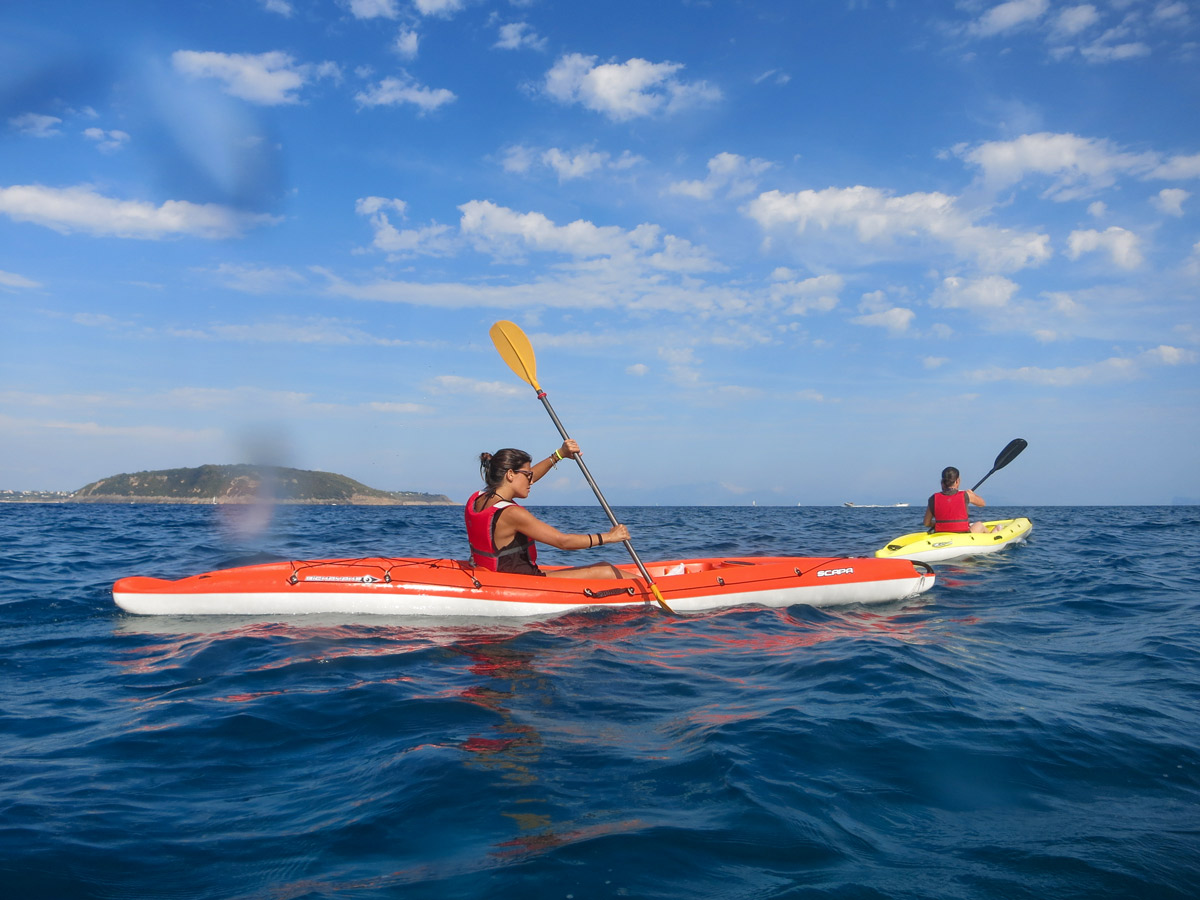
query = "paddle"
xmin=489 ymin=320 xmax=674 ymax=613
xmin=971 ymin=438 xmax=1028 ymax=492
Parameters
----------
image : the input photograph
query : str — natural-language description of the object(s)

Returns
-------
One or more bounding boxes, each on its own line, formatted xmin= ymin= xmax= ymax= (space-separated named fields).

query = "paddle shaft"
xmin=970 ymin=469 xmax=999 ymax=493
xmin=534 ymin=389 xmax=658 ymax=583
xmin=488 ymin=320 xmax=671 ymax=612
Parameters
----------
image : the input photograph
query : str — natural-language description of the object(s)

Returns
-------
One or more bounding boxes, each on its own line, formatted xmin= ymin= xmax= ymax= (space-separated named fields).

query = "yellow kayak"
xmin=874 ymin=518 xmax=1033 ymax=564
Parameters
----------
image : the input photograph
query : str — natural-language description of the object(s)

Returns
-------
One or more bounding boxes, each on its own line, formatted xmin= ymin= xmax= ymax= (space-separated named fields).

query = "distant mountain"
xmin=72 ymin=465 xmax=455 ymax=505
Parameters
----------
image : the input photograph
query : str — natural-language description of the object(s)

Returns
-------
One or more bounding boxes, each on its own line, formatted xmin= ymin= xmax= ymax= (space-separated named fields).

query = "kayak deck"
xmin=874 ymin=518 xmax=1033 ymax=564
xmin=113 ymin=555 xmax=935 ymax=618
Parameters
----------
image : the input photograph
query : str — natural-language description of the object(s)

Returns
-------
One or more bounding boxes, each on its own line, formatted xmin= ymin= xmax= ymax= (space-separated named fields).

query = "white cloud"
xmin=314 ymin=258 xmax=753 ymax=317
xmin=668 ymin=152 xmax=773 ymax=201
xmin=543 ymin=53 xmax=721 ymax=121
xmin=852 ymin=306 xmax=915 ymax=334
xmin=1080 ymin=35 xmax=1151 ymax=63
xmin=541 ymin=147 xmax=610 ymax=181
xmin=426 ymin=375 xmax=523 ymax=397
xmin=356 ymin=75 xmax=456 ymax=113
xmin=356 ymin=196 xmax=407 ymax=217
xmin=169 ymin=316 xmax=426 ymax=347
xmin=458 ymin=200 xmax=721 ymax=272
xmin=207 ymin=263 xmax=307 ymax=294
xmin=1151 ymin=188 xmax=1189 ymax=216
xmin=172 ymin=50 xmax=338 ymax=105
xmin=9 ymin=113 xmax=63 ymax=137
xmin=970 ymin=0 xmax=1049 ymax=37
xmin=0 ymin=269 xmax=42 ymax=290
xmin=658 ymin=346 xmax=703 ymax=386
xmin=1152 ymin=154 xmax=1200 ymax=180
xmin=261 ymin=0 xmax=293 ymax=15
xmin=344 ymin=0 xmax=398 ymax=19
xmin=1154 ymin=2 xmax=1189 ymax=23
xmin=73 ymin=313 xmax=120 ymax=328
xmin=754 ymin=69 xmax=791 ymax=85
xmin=1041 ymin=291 xmax=1084 ymax=322
xmin=414 ymin=0 xmax=464 ymax=16
xmin=500 ymin=145 xmax=536 ymax=173
xmin=627 ymin=363 xmax=649 ymax=376
xmin=1066 ymin=226 xmax=1144 ymax=268
xmin=956 ymin=132 xmax=1162 ymax=199
xmin=1144 ymin=344 xmax=1197 ymax=365
xmin=502 ymin=144 xmax=644 ymax=180
xmin=394 ymin=29 xmax=420 ymax=60
xmin=969 ymin=345 xmax=1195 ymax=386
xmin=0 ymin=184 xmax=278 ymax=239
xmin=745 ymin=185 xmax=1051 ymax=272
xmin=931 ymin=274 xmax=1020 ymax=309
xmin=495 ymin=22 xmax=546 ymax=51
xmin=923 ymin=356 xmax=949 ymax=369
xmin=768 ymin=272 xmax=843 ymax=315
xmin=355 ymin=196 xmax=456 ymax=257
xmin=371 ymin=221 xmax=457 ymax=257
xmin=367 ymin=401 xmax=432 ymax=413
xmin=83 ymin=127 xmax=131 ymax=153
xmin=1053 ymin=4 xmax=1100 ymax=37
xmin=0 ymin=414 xmax=221 ymax=443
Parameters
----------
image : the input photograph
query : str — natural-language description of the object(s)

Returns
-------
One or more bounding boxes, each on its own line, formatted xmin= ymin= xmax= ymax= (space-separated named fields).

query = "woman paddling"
xmin=923 ymin=466 xmax=994 ymax=534
xmin=466 ymin=441 xmax=635 ymax=579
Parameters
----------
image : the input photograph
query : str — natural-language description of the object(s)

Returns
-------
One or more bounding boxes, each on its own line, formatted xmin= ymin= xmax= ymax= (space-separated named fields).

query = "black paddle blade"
xmin=994 ymin=438 xmax=1027 ymax=470
xmin=971 ymin=438 xmax=1027 ymax=491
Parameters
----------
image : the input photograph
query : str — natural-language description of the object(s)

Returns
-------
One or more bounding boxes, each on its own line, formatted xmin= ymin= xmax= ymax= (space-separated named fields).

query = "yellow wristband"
xmin=553 ymin=449 xmax=564 ymax=461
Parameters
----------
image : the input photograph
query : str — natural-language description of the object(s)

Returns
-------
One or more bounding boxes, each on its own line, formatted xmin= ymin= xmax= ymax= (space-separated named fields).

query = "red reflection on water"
xmin=462 ymin=736 xmax=518 ymax=753
xmin=490 ymin=815 xmax=649 ymax=861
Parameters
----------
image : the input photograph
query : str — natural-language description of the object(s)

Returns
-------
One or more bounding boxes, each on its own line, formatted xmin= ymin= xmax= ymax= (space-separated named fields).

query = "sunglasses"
xmin=511 ymin=469 xmax=534 ymax=482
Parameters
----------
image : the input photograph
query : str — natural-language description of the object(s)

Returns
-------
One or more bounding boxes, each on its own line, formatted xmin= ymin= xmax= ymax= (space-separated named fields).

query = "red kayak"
xmin=113 ymin=555 xmax=935 ymax=618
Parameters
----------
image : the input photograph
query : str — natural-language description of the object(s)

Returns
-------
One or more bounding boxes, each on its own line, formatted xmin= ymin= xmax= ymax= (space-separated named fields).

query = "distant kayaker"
xmin=923 ymin=467 xmax=994 ymax=533
xmin=466 ymin=440 xmax=635 ymax=579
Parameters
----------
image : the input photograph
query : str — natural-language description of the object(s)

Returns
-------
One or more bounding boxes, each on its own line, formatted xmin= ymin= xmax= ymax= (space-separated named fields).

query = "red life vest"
xmin=464 ymin=490 xmax=539 ymax=572
xmin=930 ymin=490 xmax=970 ymax=533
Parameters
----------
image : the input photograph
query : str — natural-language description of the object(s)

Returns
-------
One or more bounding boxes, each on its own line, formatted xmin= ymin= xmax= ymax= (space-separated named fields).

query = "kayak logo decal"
xmin=817 ymin=567 xmax=854 ymax=577
xmin=302 ymin=575 xmax=380 ymax=583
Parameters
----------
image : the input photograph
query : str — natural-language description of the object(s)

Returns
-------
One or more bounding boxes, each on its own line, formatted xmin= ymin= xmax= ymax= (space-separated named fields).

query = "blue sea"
xmin=2 ymin=503 xmax=1198 ymax=899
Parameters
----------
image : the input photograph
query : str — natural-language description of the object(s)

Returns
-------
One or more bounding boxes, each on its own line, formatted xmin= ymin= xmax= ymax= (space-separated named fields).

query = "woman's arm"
xmin=966 ymin=489 xmax=986 ymax=508
xmin=530 ymin=440 xmax=579 ymax=484
xmin=497 ymin=505 xmax=628 ymax=551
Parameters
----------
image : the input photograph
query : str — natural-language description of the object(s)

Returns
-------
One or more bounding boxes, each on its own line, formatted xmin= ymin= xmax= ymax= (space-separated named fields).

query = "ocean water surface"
xmin=1 ymin=503 xmax=1197 ymax=899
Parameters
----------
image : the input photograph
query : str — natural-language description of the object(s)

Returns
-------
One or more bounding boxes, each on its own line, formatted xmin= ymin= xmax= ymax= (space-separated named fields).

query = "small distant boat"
xmin=844 ymin=502 xmax=910 ymax=508
xmin=874 ymin=518 xmax=1033 ymax=564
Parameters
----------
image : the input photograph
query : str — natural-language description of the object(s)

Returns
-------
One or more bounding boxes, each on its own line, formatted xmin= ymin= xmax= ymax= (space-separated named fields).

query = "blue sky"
xmin=2 ymin=0 xmax=1198 ymax=506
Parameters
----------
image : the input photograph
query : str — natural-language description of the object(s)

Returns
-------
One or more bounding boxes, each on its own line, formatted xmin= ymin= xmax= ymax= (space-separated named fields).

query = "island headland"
xmin=9 ymin=464 xmax=457 ymax=506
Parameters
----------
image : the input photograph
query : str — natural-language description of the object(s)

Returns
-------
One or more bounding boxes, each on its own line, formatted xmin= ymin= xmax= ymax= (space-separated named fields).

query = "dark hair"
xmin=940 ymin=466 xmax=960 ymax=491
xmin=479 ymin=448 xmax=531 ymax=489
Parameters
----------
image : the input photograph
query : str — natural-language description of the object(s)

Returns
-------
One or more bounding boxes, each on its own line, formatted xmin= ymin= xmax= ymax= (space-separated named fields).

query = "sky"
xmin=2 ymin=0 xmax=1198 ymax=507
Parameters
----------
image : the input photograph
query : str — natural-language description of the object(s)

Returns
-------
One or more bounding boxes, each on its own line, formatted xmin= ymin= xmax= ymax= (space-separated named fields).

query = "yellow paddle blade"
xmin=650 ymin=583 xmax=674 ymax=614
xmin=489 ymin=320 xmax=541 ymax=391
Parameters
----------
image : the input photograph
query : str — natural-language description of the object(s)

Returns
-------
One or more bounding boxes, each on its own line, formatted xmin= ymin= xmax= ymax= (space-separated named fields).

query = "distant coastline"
xmin=1 ymin=465 xmax=456 ymax=506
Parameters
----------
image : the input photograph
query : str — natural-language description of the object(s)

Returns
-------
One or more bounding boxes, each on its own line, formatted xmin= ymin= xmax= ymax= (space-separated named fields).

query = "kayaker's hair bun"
xmin=941 ymin=466 xmax=960 ymax=491
xmin=480 ymin=448 xmax=532 ymax=487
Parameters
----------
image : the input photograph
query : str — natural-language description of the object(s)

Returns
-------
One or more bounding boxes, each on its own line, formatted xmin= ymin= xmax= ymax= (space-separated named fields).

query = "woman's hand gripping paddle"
xmin=489 ymin=320 xmax=674 ymax=614
xmin=971 ymin=438 xmax=1028 ymax=492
